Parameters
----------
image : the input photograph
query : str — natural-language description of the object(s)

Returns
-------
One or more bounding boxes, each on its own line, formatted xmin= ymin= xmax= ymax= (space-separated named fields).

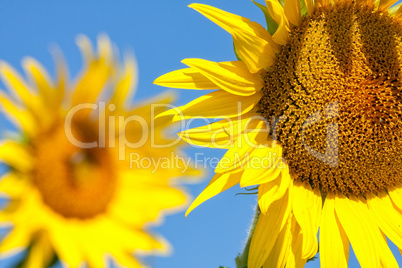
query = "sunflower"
xmin=0 ymin=34 xmax=198 ymax=268
xmin=154 ymin=0 xmax=402 ymax=267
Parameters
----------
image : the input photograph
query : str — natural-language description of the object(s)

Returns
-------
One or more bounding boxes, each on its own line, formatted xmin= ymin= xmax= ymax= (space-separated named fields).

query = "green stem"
xmin=235 ymin=205 xmax=261 ymax=268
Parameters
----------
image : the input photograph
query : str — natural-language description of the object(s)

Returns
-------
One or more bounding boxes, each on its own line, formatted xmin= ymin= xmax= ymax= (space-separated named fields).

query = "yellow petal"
xmin=388 ymin=184 xmax=402 ymax=210
xmin=315 ymin=0 xmax=330 ymax=8
xmin=303 ymin=0 xmax=315 ymax=15
xmin=0 ymin=227 xmax=30 ymax=256
xmin=319 ymin=194 xmax=349 ymax=268
xmin=181 ymin=59 xmax=263 ymax=96
xmin=22 ymin=57 xmax=55 ymax=103
xmin=265 ymin=0 xmax=290 ymax=45
xmin=178 ymin=113 xmax=261 ymax=149
xmin=189 ymin=4 xmax=278 ymax=73
xmin=108 ymin=56 xmax=137 ymax=110
xmin=50 ymin=46 xmax=67 ymax=102
xmin=0 ymin=62 xmax=43 ymax=118
xmin=185 ymin=172 xmax=241 ymax=216
xmin=367 ymin=192 xmax=402 ymax=249
xmin=286 ymin=215 xmax=307 ymax=268
xmin=0 ymin=92 xmax=38 ymax=137
xmin=49 ymin=224 xmax=83 ymax=267
xmin=86 ymin=252 xmax=106 ymax=268
xmin=0 ymin=173 xmax=30 ymax=198
xmin=0 ymin=141 xmax=32 ymax=171
xmin=24 ymin=233 xmax=53 ymax=268
xmin=72 ymin=35 xmax=114 ymax=108
xmin=76 ymin=34 xmax=95 ymax=64
xmin=284 ymin=0 xmax=302 ymax=26
xmin=71 ymin=59 xmax=111 ymax=107
xmin=20 ymin=58 xmax=58 ymax=128
xmin=169 ymin=90 xmax=260 ymax=122
xmin=240 ymin=145 xmax=283 ymax=187
xmin=97 ymin=34 xmax=114 ymax=65
xmin=335 ymin=194 xmax=398 ymax=267
xmin=258 ymin=169 xmax=291 ymax=214
xmin=154 ymin=67 xmax=217 ymax=90
xmin=248 ymin=189 xmax=290 ymax=268
xmin=378 ymin=0 xmax=399 ymax=10
xmin=113 ymin=252 xmax=142 ymax=268
xmin=263 ymin=215 xmax=291 ymax=268
xmin=215 ymin=120 xmax=269 ymax=173
xmin=292 ymin=181 xmax=321 ymax=259
xmin=395 ymin=4 xmax=402 ymax=19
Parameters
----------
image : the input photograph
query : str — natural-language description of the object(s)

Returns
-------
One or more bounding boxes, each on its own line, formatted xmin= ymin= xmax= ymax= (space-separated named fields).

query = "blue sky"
xmin=0 ymin=0 xmax=401 ymax=267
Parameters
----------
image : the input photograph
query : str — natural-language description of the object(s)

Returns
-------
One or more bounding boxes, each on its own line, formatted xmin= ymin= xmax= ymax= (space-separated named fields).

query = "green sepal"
xmin=300 ymin=0 xmax=308 ymax=17
xmin=233 ymin=42 xmax=243 ymax=61
xmin=251 ymin=0 xmax=279 ymax=35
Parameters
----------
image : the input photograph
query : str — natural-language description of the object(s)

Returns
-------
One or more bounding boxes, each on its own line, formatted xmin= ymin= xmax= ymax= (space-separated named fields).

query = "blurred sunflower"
xmin=155 ymin=0 xmax=402 ymax=267
xmin=0 ymin=34 xmax=198 ymax=267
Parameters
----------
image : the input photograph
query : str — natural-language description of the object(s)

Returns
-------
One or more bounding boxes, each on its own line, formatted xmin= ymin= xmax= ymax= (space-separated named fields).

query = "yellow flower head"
xmin=0 ymin=34 xmax=198 ymax=267
xmin=155 ymin=0 xmax=402 ymax=267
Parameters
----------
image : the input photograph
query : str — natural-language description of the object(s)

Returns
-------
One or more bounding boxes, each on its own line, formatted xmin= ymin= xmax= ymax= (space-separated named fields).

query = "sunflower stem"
xmin=235 ymin=205 xmax=260 ymax=268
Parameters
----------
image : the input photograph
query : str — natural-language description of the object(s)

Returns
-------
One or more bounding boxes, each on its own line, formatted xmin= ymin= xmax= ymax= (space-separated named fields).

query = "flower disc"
xmin=260 ymin=2 xmax=402 ymax=196
xmin=33 ymin=121 xmax=116 ymax=219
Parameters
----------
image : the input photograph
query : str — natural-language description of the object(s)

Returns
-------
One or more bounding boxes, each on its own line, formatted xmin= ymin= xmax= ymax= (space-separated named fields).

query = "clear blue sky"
xmin=0 ymin=1 xmax=401 ymax=267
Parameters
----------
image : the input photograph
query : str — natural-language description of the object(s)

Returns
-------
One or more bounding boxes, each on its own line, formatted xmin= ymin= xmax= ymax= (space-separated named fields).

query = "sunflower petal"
xmin=286 ymin=216 xmax=307 ymax=268
xmin=0 ymin=227 xmax=30 ymax=256
xmin=113 ymin=252 xmax=142 ymax=268
xmin=169 ymin=90 xmax=260 ymax=122
xmin=367 ymin=192 xmax=402 ymax=249
xmin=215 ymin=120 xmax=269 ymax=173
xmin=108 ymin=56 xmax=137 ymax=110
xmin=263 ymin=215 xmax=291 ymax=268
xmin=24 ymin=233 xmax=53 ymax=268
xmin=258 ymin=170 xmax=290 ymax=214
xmin=292 ymin=181 xmax=321 ymax=259
xmin=319 ymin=194 xmax=349 ymax=268
xmin=394 ymin=4 xmax=402 ymax=19
xmin=0 ymin=173 xmax=30 ymax=198
xmin=49 ymin=224 xmax=83 ymax=267
xmin=154 ymin=68 xmax=217 ymax=90
xmin=388 ymin=184 xmax=402 ymax=210
xmin=284 ymin=0 xmax=301 ymax=26
xmin=249 ymin=189 xmax=290 ymax=268
xmin=22 ymin=57 xmax=55 ymax=102
xmin=178 ymin=113 xmax=260 ymax=149
xmin=378 ymin=0 xmax=399 ymax=10
xmin=240 ymin=145 xmax=283 ymax=187
xmin=315 ymin=0 xmax=330 ymax=8
xmin=182 ymin=59 xmax=263 ymax=96
xmin=0 ymin=62 xmax=43 ymax=117
xmin=335 ymin=195 xmax=398 ymax=267
xmin=303 ymin=0 xmax=315 ymax=15
xmin=185 ymin=172 xmax=241 ymax=216
xmin=72 ymin=35 xmax=113 ymax=107
xmin=265 ymin=0 xmax=290 ymax=45
xmin=0 ymin=141 xmax=32 ymax=171
xmin=0 ymin=92 xmax=37 ymax=137
xmin=189 ymin=3 xmax=278 ymax=73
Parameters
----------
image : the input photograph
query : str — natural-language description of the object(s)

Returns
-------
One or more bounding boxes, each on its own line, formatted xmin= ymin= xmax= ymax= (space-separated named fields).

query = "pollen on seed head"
xmin=260 ymin=2 xmax=402 ymax=196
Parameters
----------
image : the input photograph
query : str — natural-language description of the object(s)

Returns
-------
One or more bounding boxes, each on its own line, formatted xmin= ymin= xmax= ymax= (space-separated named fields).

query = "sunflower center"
xmin=32 ymin=121 xmax=116 ymax=219
xmin=260 ymin=2 xmax=402 ymax=196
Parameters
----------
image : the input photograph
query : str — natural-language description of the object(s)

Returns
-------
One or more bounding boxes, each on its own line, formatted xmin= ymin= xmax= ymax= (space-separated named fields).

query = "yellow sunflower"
xmin=155 ymin=0 xmax=402 ymax=267
xmin=0 ymin=34 xmax=198 ymax=267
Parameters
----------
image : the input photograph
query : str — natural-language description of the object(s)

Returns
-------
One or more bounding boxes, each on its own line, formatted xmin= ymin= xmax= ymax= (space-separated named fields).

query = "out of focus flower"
xmin=0 ymin=34 xmax=198 ymax=267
